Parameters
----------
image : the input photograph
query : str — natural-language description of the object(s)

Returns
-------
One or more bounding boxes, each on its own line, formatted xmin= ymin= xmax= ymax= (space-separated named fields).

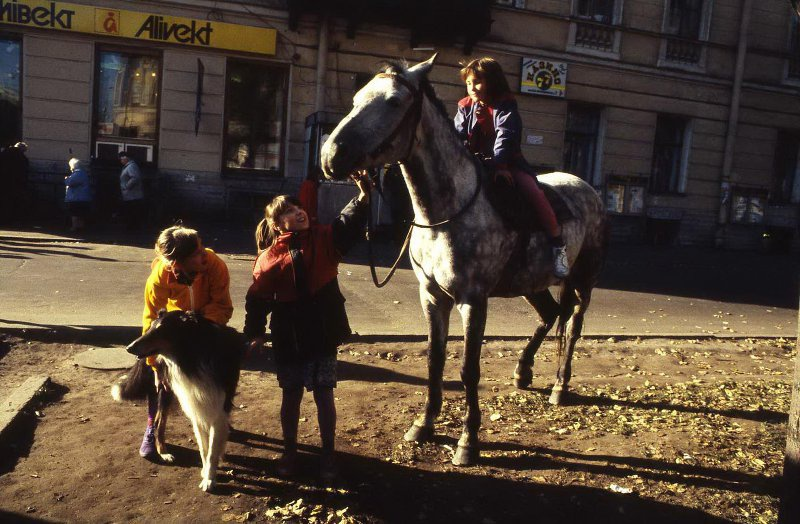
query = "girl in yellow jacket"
xmin=138 ymin=225 xmax=234 ymax=458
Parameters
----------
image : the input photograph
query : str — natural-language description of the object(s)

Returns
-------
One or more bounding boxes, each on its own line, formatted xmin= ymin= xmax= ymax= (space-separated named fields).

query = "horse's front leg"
xmin=452 ymin=297 xmax=488 ymax=466
xmin=404 ymin=286 xmax=453 ymax=443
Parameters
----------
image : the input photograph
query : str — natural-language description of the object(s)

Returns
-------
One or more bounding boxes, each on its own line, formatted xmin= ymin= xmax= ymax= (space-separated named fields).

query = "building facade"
xmin=1 ymin=0 xmax=799 ymax=248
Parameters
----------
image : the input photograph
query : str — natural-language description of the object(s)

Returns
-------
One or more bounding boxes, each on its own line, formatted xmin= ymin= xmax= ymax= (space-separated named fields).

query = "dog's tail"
xmin=111 ymin=359 xmax=155 ymax=402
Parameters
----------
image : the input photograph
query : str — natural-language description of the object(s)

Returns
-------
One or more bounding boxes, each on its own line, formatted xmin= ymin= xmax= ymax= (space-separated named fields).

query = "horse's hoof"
xmin=451 ymin=445 xmax=479 ymax=466
xmin=548 ymin=385 xmax=568 ymax=405
xmin=404 ymin=422 xmax=434 ymax=443
xmin=513 ymin=366 xmax=532 ymax=389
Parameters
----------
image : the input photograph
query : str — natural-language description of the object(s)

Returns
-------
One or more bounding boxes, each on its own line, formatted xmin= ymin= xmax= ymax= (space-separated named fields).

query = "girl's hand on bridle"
xmin=494 ymin=169 xmax=514 ymax=186
xmin=351 ymin=170 xmax=372 ymax=203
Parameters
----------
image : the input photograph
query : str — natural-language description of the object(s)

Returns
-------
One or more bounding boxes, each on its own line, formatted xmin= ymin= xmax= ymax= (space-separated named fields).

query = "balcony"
xmin=664 ymin=36 xmax=702 ymax=65
xmin=574 ymin=20 xmax=615 ymax=52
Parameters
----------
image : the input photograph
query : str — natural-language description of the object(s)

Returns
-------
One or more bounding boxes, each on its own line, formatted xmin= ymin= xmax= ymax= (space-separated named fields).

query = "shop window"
xmin=0 ymin=37 xmax=21 ymax=148
xmin=223 ymin=59 xmax=288 ymax=175
xmin=659 ymin=0 xmax=712 ymax=69
xmin=563 ymin=103 xmax=603 ymax=184
xmin=93 ymin=49 xmax=160 ymax=165
xmin=730 ymin=188 xmax=766 ymax=224
xmin=771 ymin=130 xmax=800 ymax=204
xmin=650 ymin=115 xmax=691 ymax=194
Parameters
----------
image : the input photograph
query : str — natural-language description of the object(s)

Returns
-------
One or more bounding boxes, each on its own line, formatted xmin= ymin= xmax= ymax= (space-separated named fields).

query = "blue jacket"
xmin=454 ymin=95 xmax=525 ymax=170
xmin=64 ymin=168 xmax=92 ymax=203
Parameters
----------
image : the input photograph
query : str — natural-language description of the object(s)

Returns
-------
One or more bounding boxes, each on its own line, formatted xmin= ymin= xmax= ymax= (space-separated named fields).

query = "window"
xmin=563 ymin=103 xmax=603 ymax=184
xmin=650 ymin=115 xmax=691 ymax=194
xmin=94 ymin=49 xmax=160 ymax=165
xmin=786 ymin=16 xmax=800 ymax=81
xmin=223 ymin=59 xmax=288 ymax=175
xmin=568 ymin=0 xmax=623 ymax=57
xmin=659 ymin=0 xmax=712 ymax=68
xmin=576 ymin=0 xmax=615 ymax=24
xmin=665 ymin=0 xmax=703 ymax=39
xmin=0 ymin=37 xmax=21 ymax=148
xmin=771 ymin=131 xmax=800 ymax=204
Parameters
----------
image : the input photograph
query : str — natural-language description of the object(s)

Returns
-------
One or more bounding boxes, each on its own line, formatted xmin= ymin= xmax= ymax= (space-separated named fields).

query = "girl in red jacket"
xmin=245 ymin=175 xmax=371 ymax=482
xmin=454 ymin=57 xmax=569 ymax=278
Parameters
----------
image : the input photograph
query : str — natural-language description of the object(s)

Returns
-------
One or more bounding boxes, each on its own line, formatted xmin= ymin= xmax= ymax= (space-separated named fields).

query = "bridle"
xmin=363 ymin=71 xmax=483 ymax=287
xmin=368 ymin=72 xmax=424 ymax=163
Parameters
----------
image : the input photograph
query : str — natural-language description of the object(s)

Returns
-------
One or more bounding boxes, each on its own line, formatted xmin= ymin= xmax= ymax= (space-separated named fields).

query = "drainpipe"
xmin=716 ymin=0 xmax=753 ymax=247
xmin=315 ymin=15 xmax=329 ymax=112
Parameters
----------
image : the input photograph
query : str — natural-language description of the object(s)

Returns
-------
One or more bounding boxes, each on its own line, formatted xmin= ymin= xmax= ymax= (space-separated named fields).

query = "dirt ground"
xmin=0 ymin=334 xmax=795 ymax=524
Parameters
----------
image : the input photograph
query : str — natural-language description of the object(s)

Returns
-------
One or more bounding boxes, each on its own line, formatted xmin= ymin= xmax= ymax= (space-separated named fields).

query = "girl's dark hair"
xmin=459 ymin=57 xmax=512 ymax=103
xmin=256 ymin=194 xmax=302 ymax=253
xmin=155 ymin=226 xmax=201 ymax=263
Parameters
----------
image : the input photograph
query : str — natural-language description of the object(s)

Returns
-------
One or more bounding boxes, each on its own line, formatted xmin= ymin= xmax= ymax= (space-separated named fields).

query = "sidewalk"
xmin=0 ymin=223 xmax=797 ymax=341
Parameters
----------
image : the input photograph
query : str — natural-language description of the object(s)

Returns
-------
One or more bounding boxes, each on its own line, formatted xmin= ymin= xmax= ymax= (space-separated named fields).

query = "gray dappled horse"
xmin=321 ymin=56 xmax=608 ymax=466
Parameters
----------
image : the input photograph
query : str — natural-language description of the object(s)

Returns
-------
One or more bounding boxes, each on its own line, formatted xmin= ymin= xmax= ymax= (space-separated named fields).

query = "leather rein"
xmin=364 ymin=72 xmax=482 ymax=287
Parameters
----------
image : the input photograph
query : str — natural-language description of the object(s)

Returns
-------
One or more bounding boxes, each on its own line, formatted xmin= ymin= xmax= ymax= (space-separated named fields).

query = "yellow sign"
xmin=0 ymin=0 xmax=277 ymax=55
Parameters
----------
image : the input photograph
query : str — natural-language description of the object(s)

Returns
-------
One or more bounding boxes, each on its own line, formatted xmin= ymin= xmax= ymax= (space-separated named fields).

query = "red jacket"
xmin=247 ymin=225 xmax=340 ymax=303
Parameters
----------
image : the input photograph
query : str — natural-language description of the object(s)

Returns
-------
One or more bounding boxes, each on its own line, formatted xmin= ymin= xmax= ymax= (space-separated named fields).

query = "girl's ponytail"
xmin=255 ymin=218 xmax=273 ymax=254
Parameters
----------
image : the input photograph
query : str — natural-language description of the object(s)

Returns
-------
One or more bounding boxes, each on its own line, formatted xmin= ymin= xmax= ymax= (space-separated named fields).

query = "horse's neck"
xmin=400 ymin=99 xmax=479 ymax=225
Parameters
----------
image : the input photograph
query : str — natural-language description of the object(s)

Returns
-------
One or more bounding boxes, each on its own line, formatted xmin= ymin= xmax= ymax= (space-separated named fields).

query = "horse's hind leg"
xmin=404 ymin=288 xmax=453 ymax=443
xmin=514 ymin=291 xmax=559 ymax=389
xmin=550 ymin=287 xmax=591 ymax=405
xmin=453 ymin=297 xmax=488 ymax=466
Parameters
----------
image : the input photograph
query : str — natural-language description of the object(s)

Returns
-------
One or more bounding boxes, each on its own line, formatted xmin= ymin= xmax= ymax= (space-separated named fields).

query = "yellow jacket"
xmin=142 ymin=248 xmax=234 ymax=334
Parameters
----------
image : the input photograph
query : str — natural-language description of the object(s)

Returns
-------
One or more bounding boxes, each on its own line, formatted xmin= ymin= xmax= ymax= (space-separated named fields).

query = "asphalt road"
xmin=0 ymin=224 xmax=797 ymax=343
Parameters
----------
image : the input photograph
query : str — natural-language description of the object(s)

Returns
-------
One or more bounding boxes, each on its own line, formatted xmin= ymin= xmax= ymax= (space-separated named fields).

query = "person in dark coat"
xmin=0 ymin=142 xmax=29 ymax=223
xmin=244 ymin=173 xmax=371 ymax=483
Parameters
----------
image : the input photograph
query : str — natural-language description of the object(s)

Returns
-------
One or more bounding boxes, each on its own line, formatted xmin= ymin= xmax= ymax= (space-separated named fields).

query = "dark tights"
xmin=281 ymin=387 xmax=336 ymax=456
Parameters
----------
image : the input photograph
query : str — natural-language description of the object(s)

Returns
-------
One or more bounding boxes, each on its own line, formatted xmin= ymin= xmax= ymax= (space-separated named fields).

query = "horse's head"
xmin=321 ymin=55 xmax=437 ymax=180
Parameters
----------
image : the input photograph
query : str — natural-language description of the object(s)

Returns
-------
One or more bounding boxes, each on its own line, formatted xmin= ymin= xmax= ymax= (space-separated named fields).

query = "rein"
xmin=363 ymin=72 xmax=483 ymax=287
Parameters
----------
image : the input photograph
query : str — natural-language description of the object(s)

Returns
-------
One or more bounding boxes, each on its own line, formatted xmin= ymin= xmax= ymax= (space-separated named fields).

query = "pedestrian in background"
xmin=119 ymin=150 xmax=144 ymax=230
xmin=0 ymin=142 xmax=30 ymax=224
xmin=64 ymin=157 xmax=92 ymax=232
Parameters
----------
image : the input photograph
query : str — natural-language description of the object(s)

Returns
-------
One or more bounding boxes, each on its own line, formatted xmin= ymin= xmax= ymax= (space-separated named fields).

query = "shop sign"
xmin=0 ymin=0 xmax=276 ymax=55
xmin=520 ymin=57 xmax=567 ymax=98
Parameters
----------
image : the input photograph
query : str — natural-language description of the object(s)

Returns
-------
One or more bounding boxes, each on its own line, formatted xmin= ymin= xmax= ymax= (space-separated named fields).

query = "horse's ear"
xmin=408 ymin=53 xmax=437 ymax=78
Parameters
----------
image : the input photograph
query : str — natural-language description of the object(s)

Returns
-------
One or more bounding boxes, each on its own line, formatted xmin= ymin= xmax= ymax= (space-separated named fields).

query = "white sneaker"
xmin=553 ymin=245 xmax=569 ymax=278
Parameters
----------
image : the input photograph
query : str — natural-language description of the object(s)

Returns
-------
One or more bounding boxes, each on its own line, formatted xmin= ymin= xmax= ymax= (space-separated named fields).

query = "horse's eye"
xmin=387 ymin=97 xmax=401 ymax=108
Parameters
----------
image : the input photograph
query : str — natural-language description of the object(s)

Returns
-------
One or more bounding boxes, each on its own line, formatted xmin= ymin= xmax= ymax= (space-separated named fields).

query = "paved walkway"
xmin=0 ymin=225 xmax=797 ymax=340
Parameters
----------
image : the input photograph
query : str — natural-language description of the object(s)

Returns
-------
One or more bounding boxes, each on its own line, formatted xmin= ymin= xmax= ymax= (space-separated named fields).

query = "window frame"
xmin=567 ymin=0 xmax=624 ymax=59
xmin=0 ymin=32 xmax=23 ymax=148
xmin=91 ymin=44 xmax=163 ymax=168
xmin=650 ymin=114 xmax=692 ymax=195
xmin=562 ymin=102 xmax=606 ymax=187
xmin=221 ymin=57 xmax=290 ymax=178
xmin=657 ymin=0 xmax=714 ymax=72
xmin=783 ymin=14 xmax=800 ymax=85
xmin=771 ymin=130 xmax=800 ymax=204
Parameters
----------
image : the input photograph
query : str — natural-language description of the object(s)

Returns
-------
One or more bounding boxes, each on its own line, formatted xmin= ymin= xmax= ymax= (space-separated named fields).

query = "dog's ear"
xmin=157 ymin=308 xmax=167 ymax=319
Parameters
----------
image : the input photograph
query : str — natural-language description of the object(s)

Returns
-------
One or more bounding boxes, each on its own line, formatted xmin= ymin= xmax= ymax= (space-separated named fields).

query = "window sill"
xmin=222 ymin=168 xmax=283 ymax=179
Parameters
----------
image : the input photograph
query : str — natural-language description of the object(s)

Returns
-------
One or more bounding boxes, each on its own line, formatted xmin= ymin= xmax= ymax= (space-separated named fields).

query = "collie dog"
xmin=112 ymin=310 xmax=244 ymax=491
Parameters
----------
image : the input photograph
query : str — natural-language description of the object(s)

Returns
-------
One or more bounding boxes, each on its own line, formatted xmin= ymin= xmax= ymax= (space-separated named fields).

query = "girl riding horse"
xmin=454 ymin=57 xmax=569 ymax=278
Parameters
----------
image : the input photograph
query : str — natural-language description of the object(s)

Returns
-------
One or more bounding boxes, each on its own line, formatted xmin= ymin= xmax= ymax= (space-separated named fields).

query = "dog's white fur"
xmin=159 ymin=355 xmax=230 ymax=491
